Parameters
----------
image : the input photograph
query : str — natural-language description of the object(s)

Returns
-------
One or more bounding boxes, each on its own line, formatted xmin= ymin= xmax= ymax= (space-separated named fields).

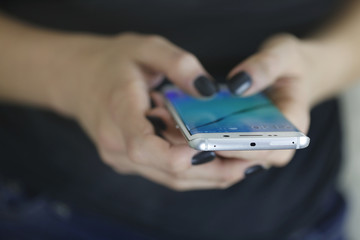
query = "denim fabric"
xmin=0 ymin=182 xmax=347 ymax=240
xmin=0 ymin=183 xmax=153 ymax=240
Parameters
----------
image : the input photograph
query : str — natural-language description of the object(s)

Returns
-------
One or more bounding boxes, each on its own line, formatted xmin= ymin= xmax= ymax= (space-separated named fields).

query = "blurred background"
xmin=340 ymin=84 xmax=360 ymax=239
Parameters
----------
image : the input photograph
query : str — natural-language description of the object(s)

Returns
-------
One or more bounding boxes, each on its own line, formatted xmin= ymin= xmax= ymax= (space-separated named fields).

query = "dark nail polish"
xmin=146 ymin=116 xmax=167 ymax=131
xmin=191 ymin=151 xmax=216 ymax=165
xmin=194 ymin=76 xmax=217 ymax=97
xmin=245 ymin=165 xmax=265 ymax=177
xmin=227 ymin=71 xmax=252 ymax=96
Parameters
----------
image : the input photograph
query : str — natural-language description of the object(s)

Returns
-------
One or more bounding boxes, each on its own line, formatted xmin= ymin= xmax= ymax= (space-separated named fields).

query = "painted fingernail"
xmin=194 ymin=76 xmax=218 ymax=97
xmin=227 ymin=71 xmax=252 ymax=96
xmin=191 ymin=151 xmax=216 ymax=165
xmin=146 ymin=116 xmax=167 ymax=131
xmin=244 ymin=165 xmax=265 ymax=177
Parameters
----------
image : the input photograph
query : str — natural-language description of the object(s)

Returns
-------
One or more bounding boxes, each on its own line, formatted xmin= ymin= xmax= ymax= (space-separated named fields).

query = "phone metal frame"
xmin=163 ymin=86 xmax=310 ymax=151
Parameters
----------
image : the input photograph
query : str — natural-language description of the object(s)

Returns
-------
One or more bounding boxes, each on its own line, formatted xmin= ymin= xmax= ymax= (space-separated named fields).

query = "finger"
xmin=180 ymin=157 xmax=252 ymax=183
xmin=216 ymin=149 xmax=295 ymax=167
xmin=132 ymin=154 xmax=266 ymax=190
xmin=134 ymin=164 xmax=237 ymax=191
xmin=104 ymin=150 xmax=227 ymax=191
xmin=147 ymin=107 xmax=185 ymax=144
xmin=266 ymin=77 xmax=310 ymax=133
xmin=112 ymin=86 xmax=203 ymax=174
xmin=127 ymin=129 xmax=199 ymax=173
xmin=109 ymin=85 xmax=195 ymax=173
xmin=94 ymin=112 xmax=126 ymax=155
xmin=150 ymin=91 xmax=166 ymax=108
xmin=133 ymin=35 xmax=218 ymax=97
xmin=226 ymin=34 xmax=301 ymax=96
xmin=146 ymin=115 xmax=167 ymax=139
xmin=103 ymin=148 xmax=266 ymax=190
xmin=147 ymin=106 xmax=174 ymax=126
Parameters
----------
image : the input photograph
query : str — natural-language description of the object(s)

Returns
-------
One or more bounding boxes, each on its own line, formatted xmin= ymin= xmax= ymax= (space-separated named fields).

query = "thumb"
xmin=226 ymin=35 xmax=301 ymax=96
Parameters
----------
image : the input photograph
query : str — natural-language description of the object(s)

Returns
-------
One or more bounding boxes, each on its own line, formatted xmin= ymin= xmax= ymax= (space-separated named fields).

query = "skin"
xmin=0 ymin=0 xmax=360 ymax=191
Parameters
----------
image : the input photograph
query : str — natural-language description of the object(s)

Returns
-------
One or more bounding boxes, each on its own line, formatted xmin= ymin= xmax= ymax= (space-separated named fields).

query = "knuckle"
xmin=266 ymin=33 xmax=299 ymax=49
xmin=144 ymin=34 xmax=167 ymax=46
xmin=257 ymin=150 xmax=271 ymax=160
xmin=96 ymin=125 xmax=125 ymax=153
xmin=219 ymin=176 xmax=243 ymax=189
xmin=114 ymin=167 xmax=132 ymax=175
xmin=275 ymin=33 xmax=298 ymax=42
xmin=220 ymin=171 xmax=237 ymax=183
xmin=261 ymin=51 xmax=280 ymax=64
xmin=218 ymin=181 xmax=234 ymax=190
xmin=271 ymin=156 xmax=290 ymax=167
xmin=98 ymin=149 xmax=133 ymax=174
xmin=282 ymin=34 xmax=300 ymax=47
xmin=126 ymin=140 xmax=143 ymax=164
xmin=267 ymin=150 xmax=294 ymax=167
xmin=98 ymin=148 xmax=115 ymax=166
xmin=280 ymin=36 xmax=302 ymax=60
xmin=135 ymin=34 xmax=168 ymax=54
xmin=168 ymin=170 xmax=182 ymax=179
xmin=167 ymin=158 xmax=188 ymax=174
xmin=116 ymin=32 xmax=138 ymax=41
xmin=168 ymin=180 xmax=187 ymax=192
xmin=259 ymin=51 xmax=280 ymax=76
xmin=171 ymin=52 xmax=199 ymax=73
xmin=140 ymin=121 xmax=155 ymax=136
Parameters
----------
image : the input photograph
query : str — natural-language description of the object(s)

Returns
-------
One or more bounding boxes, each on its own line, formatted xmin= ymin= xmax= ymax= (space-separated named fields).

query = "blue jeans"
xmin=0 ymin=183 xmax=152 ymax=240
xmin=0 ymin=183 xmax=347 ymax=240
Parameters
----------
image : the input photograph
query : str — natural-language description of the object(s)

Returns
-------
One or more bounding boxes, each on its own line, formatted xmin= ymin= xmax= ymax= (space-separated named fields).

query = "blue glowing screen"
xmin=164 ymin=87 xmax=298 ymax=135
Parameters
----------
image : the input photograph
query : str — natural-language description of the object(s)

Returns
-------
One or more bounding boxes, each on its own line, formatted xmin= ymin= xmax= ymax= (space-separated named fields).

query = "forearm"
xmin=305 ymin=0 xmax=360 ymax=106
xmin=0 ymin=12 xmax=105 ymax=115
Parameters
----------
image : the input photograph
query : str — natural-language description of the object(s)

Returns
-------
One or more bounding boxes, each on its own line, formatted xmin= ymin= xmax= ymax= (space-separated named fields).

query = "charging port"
xmin=250 ymin=142 xmax=256 ymax=147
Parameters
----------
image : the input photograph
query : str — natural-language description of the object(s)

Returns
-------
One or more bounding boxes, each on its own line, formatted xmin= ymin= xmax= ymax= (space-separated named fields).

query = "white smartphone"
xmin=162 ymin=85 xmax=310 ymax=151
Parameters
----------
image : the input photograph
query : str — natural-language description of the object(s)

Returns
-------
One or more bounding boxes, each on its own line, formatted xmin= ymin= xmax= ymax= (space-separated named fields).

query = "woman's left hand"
xmin=217 ymin=34 xmax=315 ymax=170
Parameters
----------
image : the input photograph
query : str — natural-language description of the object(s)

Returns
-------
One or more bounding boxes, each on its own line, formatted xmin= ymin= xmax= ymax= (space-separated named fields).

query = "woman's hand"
xmin=48 ymin=33 xmax=265 ymax=191
xmin=217 ymin=34 xmax=317 ymax=168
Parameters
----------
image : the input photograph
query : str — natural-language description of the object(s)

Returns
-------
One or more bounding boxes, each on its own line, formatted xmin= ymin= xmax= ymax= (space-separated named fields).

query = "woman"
xmin=0 ymin=0 xmax=358 ymax=239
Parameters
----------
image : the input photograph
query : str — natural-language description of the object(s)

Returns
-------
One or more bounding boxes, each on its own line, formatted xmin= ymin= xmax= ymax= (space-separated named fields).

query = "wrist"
xmin=46 ymin=34 xmax=111 ymax=119
xmin=301 ymin=37 xmax=355 ymax=107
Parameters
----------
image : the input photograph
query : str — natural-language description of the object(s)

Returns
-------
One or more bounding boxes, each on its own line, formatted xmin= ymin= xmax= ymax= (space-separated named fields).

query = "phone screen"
xmin=164 ymin=87 xmax=299 ymax=135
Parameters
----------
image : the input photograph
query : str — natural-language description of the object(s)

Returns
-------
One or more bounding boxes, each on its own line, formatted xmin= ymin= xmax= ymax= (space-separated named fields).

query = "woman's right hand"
xmin=48 ymin=33 xmax=256 ymax=191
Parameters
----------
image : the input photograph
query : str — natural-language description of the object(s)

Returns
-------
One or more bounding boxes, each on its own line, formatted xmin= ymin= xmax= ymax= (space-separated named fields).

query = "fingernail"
xmin=194 ymin=76 xmax=218 ymax=97
xmin=146 ymin=116 xmax=167 ymax=131
xmin=227 ymin=71 xmax=252 ymax=96
xmin=244 ymin=165 xmax=265 ymax=177
xmin=191 ymin=151 xmax=216 ymax=165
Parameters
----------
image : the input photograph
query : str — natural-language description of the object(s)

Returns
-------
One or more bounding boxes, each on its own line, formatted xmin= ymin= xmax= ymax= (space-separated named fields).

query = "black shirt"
xmin=0 ymin=0 xmax=343 ymax=239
